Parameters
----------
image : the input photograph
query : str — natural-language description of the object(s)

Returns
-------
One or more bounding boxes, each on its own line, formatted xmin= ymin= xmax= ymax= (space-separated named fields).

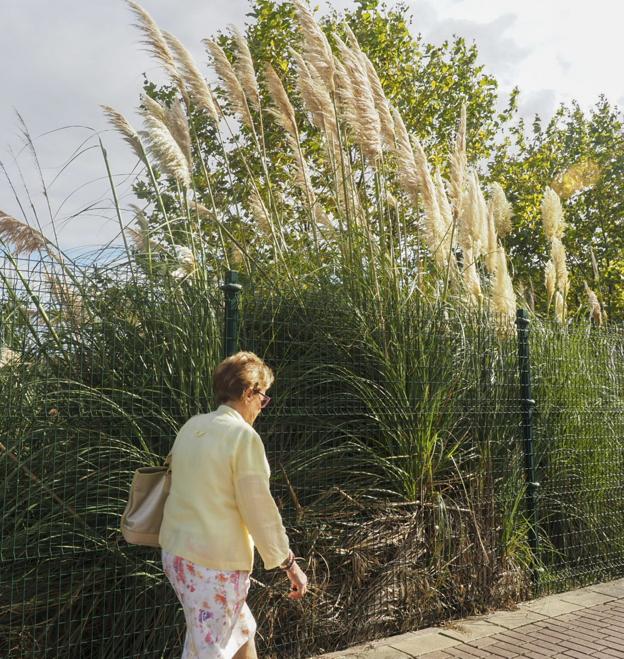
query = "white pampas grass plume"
xmin=590 ymin=246 xmax=600 ymax=282
xmin=433 ymin=171 xmax=456 ymax=265
xmin=0 ymin=211 xmax=48 ymax=255
xmin=551 ymin=236 xmax=569 ymax=295
xmin=126 ymin=1 xmax=182 ymax=90
xmin=289 ymin=48 xmax=337 ymax=142
xmin=412 ymin=136 xmax=446 ymax=265
xmin=484 ymin=206 xmax=499 ymax=274
xmin=333 ymin=33 xmax=381 ymax=162
xmin=192 ymin=202 xmax=216 ymax=222
xmin=264 ymin=63 xmax=297 ymax=138
xmin=139 ymin=97 xmax=192 ymax=187
xmin=541 ymin=187 xmax=565 ymax=240
xmin=101 ymin=105 xmax=145 ymax=161
xmin=0 ymin=346 xmax=19 ymax=368
xmin=362 ymin=53 xmax=395 ymax=148
xmin=229 ymin=25 xmax=261 ymax=111
xmin=171 ymin=244 xmax=196 ymax=280
xmin=544 ymin=259 xmax=556 ymax=306
xmin=491 ymin=244 xmax=516 ymax=322
xmin=166 ymin=101 xmax=193 ymax=167
xmin=128 ymin=204 xmax=161 ymax=253
xmin=292 ymin=0 xmax=335 ymax=93
xmin=264 ymin=65 xmax=317 ymax=208
xmin=343 ymin=23 xmax=394 ymax=149
xmin=48 ymin=276 xmax=86 ymax=325
xmin=462 ymin=245 xmax=483 ymax=305
xmin=554 ymin=290 xmax=565 ymax=324
xmin=449 ymin=103 xmax=467 ymax=214
xmin=474 ymin=171 xmax=490 ymax=251
xmin=204 ymin=39 xmax=254 ymax=129
xmin=142 ymin=96 xmax=193 ymax=168
xmin=584 ymin=281 xmax=603 ymax=325
xmin=248 ymin=188 xmax=272 ymax=235
xmin=488 ymin=182 xmax=513 ymax=238
xmin=459 ymin=170 xmax=484 ymax=256
xmin=332 ymin=54 xmax=356 ymax=125
xmin=164 ymin=31 xmax=219 ymax=122
xmin=391 ymin=107 xmax=420 ymax=204
xmin=434 ymin=172 xmax=454 ymax=239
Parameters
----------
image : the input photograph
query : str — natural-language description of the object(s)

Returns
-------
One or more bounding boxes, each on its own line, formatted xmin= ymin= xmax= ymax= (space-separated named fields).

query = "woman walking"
xmin=160 ymin=351 xmax=307 ymax=658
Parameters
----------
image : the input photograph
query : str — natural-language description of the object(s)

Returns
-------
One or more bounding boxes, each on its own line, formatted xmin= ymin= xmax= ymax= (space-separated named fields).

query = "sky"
xmin=1 ymin=0 xmax=623 ymax=252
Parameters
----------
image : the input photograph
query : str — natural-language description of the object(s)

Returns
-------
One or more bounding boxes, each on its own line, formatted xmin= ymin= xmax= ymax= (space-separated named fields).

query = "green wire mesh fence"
xmin=2 ymin=258 xmax=624 ymax=658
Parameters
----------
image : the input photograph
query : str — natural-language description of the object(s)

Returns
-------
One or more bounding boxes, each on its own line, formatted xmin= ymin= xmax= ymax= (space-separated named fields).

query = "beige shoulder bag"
xmin=121 ymin=454 xmax=171 ymax=548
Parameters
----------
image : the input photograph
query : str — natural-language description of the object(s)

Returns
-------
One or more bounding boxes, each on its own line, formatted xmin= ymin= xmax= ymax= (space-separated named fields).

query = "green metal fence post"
xmin=221 ymin=270 xmax=242 ymax=359
xmin=516 ymin=308 xmax=540 ymax=586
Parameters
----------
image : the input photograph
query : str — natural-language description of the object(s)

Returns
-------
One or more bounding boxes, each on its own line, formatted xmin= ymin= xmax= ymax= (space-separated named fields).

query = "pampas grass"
xmin=333 ymin=33 xmax=382 ymax=162
xmin=489 ymin=182 xmax=513 ymax=238
xmin=101 ymin=105 xmax=145 ymax=161
xmin=449 ymin=103 xmax=467 ymax=215
xmin=0 ymin=211 xmax=49 ymax=255
xmin=139 ymin=95 xmax=192 ymax=188
xmin=229 ymin=25 xmax=261 ymax=112
xmin=142 ymin=95 xmax=192 ymax=168
xmin=491 ymin=244 xmax=517 ymax=329
xmin=292 ymin=0 xmax=336 ymax=93
xmin=125 ymin=0 xmax=183 ymax=91
xmin=164 ymin=31 xmax=220 ymax=122
xmin=391 ymin=107 xmax=420 ymax=205
xmin=584 ymin=281 xmax=603 ymax=325
xmin=264 ymin=63 xmax=298 ymax=138
xmin=289 ymin=47 xmax=337 ymax=143
xmin=541 ymin=186 xmax=565 ymax=241
xmin=545 ymin=259 xmax=556 ymax=308
xmin=204 ymin=38 xmax=254 ymax=130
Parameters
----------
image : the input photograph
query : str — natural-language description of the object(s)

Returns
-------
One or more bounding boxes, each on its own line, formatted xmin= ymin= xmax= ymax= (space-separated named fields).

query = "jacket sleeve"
xmin=233 ymin=429 xmax=291 ymax=570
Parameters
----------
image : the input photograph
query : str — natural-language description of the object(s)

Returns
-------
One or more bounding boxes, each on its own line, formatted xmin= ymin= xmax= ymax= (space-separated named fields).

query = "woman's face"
xmin=243 ymin=385 xmax=270 ymax=425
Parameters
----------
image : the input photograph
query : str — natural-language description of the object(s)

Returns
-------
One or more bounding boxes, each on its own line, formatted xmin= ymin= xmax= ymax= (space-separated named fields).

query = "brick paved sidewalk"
xmin=316 ymin=578 xmax=624 ymax=658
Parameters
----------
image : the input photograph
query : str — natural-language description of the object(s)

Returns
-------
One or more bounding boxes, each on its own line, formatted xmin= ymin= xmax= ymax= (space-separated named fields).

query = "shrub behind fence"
xmin=2 ymin=259 xmax=624 ymax=657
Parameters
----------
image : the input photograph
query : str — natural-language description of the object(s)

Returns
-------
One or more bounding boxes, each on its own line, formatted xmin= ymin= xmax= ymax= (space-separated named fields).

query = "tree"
xmin=135 ymin=0 xmax=518 ymax=264
xmin=488 ymin=97 xmax=624 ymax=319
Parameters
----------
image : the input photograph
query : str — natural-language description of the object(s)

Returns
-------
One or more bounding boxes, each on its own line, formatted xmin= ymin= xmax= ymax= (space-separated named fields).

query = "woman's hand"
xmin=285 ymin=562 xmax=308 ymax=600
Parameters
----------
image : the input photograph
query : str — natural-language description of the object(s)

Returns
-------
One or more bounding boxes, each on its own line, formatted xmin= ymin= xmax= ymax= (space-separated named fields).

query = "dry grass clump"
xmin=248 ymin=493 xmax=529 ymax=657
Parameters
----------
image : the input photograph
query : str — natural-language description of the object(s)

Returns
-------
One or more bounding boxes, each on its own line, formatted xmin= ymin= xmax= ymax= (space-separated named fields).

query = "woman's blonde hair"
xmin=213 ymin=351 xmax=274 ymax=404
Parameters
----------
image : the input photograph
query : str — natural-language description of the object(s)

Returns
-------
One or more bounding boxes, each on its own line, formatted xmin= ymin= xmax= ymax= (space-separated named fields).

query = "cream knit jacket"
xmin=159 ymin=404 xmax=290 ymax=571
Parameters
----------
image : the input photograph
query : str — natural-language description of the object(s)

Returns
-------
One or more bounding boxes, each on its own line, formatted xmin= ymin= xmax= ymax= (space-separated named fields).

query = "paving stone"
xmin=558 ymin=587 xmax=616 ymax=608
xmin=520 ymin=595 xmax=585 ymax=617
xmin=589 ymin=580 xmax=624 ymax=598
xmin=439 ymin=620 xmax=508 ymax=643
xmin=388 ymin=632 xmax=459 ymax=657
xmin=483 ymin=608 xmax=548 ymax=629
xmin=467 ymin=636 xmax=499 ymax=648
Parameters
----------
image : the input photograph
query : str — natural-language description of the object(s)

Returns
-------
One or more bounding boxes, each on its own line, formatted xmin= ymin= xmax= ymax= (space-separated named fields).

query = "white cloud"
xmin=425 ymin=13 xmax=529 ymax=79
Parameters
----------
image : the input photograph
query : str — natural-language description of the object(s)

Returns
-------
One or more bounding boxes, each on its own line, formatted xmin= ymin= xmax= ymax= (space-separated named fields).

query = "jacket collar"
xmin=216 ymin=403 xmax=248 ymax=425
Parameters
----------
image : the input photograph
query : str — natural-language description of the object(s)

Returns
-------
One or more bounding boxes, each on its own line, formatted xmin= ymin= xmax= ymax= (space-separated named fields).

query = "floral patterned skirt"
xmin=162 ymin=550 xmax=256 ymax=658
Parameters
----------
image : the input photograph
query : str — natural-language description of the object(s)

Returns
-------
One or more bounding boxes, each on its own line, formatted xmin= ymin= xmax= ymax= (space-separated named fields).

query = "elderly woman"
xmin=159 ymin=351 xmax=307 ymax=658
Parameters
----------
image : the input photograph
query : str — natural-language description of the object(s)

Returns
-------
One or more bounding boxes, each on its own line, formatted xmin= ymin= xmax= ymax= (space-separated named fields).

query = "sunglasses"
xmin=253 ymin=389 xmax=272 ymax=409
